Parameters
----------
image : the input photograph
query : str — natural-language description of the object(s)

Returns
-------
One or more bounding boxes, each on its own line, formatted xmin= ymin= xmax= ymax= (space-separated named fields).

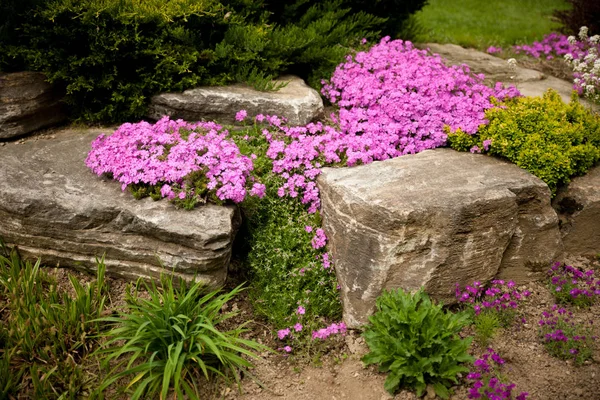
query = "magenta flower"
xmin=311 ymin=228 xmax=327 ymax=249
xmin=277 ymin=328 xmax=291 ymax=340
xmin=297 ymin=306 xmax=306 ymax=315
xmin=294 ymin=323 xmax=303 ymax=332
xmin=86 ymin=116 xmax=263 ymax=206
xmin=486 ymin=46 xmax=503 ymax=54
xmin=235 ymin=109 xmax=247 ymax=122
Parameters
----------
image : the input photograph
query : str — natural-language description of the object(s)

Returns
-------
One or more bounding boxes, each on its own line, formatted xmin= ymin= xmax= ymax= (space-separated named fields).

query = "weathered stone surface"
xmin=318 ymin=149 xmax=562 ymax=327
xmin=553 ymin=165 xmax=600 ymax=256
xmin=421 ymin=43 xmax=598 ymax=111
xmin=149 ymin=75 xmax=324 ymax=126
xmin=421 ymin=43 xmax=543 ymax=85
xmin=0 ymin=128 xmax=240 ymax=285
xmin=0 ymin=72 xmax=66 ymax=139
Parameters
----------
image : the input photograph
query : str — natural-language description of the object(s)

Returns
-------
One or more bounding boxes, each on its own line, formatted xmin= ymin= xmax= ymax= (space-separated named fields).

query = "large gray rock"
xmin=0 ymin=128 xmax=240 ymax=285
xmin=421 ymin=43 xmax=543 ymax=85
xmin=318 ymin=149 xmax=562 ymax=328
xmin=0 ymin=72 xmax=66 ymax=139
xmin=421 ymin=43 xmax=598 ymax=111
xmin=553 ymin=165 xmax=600 ymax=256
xmin=149 ymin=75 xmax=324 ymax=126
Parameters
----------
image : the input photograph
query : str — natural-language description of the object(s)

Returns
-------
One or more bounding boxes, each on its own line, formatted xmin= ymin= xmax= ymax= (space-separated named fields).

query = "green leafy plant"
xmin=473 ymin=310 xmax=502 ymax=348
xmin=448 ymin=89 xmax=600 ymax=194
xmin=96 ymin=278 xmax=269 ymax=400
xmin=362 ymin=288 xmax=473 ymax=399
xmin=0 ymin=240 xmax=108 ymax=399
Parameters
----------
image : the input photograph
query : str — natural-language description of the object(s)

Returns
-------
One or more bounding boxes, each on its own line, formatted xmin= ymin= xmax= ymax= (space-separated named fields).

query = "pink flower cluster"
xmin=467 ymin=348 xmax=528 ymax=400
xmin=86 ymin=116 xmax=265 ymax=204
xmin=323 ymin=37 xmax=520 ymax=141
xmin=486 ymin=46 xmax=503 ymax=54
xmin=262 ymin=37 xmax=519 ymax=213
xmin=312 ymin=322 xmax=347 ymax=340
xmin=548 ymin=262 xmax=600 ymax=305
xmin=455 ymin=280 xmax=531 ymax=315
xmin=513 ymin=32 xmax=586 ymax=60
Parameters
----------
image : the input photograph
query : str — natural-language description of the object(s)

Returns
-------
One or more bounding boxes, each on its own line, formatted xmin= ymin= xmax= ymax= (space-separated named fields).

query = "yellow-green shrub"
xmin=448 ymin=90 xmax=600 ymax=194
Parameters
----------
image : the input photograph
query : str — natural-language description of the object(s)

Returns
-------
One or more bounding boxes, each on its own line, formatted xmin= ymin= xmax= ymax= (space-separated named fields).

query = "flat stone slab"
xmin=148 ymin=75 xmax=324 ymax=126
xmin=553 ymin=165 xmax=600 ymax=256
xmin=0 ymin=72 xmax=66 ymax=139
xmin=0 ymin=128 xmax=240 ymax=285
xmin=318 ymin=149 xmax=562 ymax=328
xmin=421 ymin=43 xmax=598 ymax=112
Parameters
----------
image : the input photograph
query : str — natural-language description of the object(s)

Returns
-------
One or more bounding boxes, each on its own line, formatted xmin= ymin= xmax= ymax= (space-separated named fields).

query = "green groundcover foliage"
xmin=0 ymin=0 xmax=427 ymax=123
xmin=448 ymin=89 xmax=600 ymax=194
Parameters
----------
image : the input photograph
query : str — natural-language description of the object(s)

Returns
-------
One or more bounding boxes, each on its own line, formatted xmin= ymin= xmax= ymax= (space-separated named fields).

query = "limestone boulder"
xmin=148 ymin=75 xmax=324 ymax=126
xmin=553 ymin=165 xmax=600 ymax=257
xmin=421 ymin=43 xmax=543 ymax=85
xmin=421 ymin=43 xmax=598 ymax=111
xmin=0 ymin=72 xmax=66 ymax=139
xmin=318 ymin=149 xmax=562 ymax=328
xmin=0 ymin=128 xmax=240 ymax=285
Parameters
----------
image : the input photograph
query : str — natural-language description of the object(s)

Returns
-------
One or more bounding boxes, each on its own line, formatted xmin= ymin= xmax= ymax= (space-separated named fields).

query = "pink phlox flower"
xmin=277 ymin=328 xmax=291 ymax=340
xmin=235 ymin=109 xmax=247 ymax=122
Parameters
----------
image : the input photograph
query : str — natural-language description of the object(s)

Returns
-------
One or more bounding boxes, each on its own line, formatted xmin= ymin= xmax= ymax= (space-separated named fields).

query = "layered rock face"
xmin=0 ymin=128 xmax=240 ymax=285
xmin=421 ymin=43 xmax=598 ymax=111
xmin=0 ymin=72 xmax=66 ymax=139
xmin=318 ymin=149 xmax=562 ymax=328
xmin=149 ymin=75 xmax=324 ymax=126
xmin=553 ymin=165 xmax=600 ymax=257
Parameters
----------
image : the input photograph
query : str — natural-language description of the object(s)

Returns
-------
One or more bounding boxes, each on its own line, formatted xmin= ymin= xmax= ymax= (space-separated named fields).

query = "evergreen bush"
xmin=2 ymin=0 xmax=426 ymax=123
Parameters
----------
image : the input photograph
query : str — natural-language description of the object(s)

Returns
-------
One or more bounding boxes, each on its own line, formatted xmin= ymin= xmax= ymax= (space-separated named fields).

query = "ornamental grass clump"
xmin=362 ymin=288 xmax=473 ymax=399
xmin=466 ymin=348 xmax=528 ymax=400
xmin=547 ymin=262 xmax=600 ymax=307
xmin=96 ymin=278 xmax=268 ymax=399
xmin=0 ymin=241 xmax=108 ymax=398
xmin=86 ymin=116 xmax=265 ymax=209
xmin=538 ymin=304 xmax=595 ymax=365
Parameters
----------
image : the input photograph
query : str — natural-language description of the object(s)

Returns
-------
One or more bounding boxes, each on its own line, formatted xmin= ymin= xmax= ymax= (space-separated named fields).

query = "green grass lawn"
xmin=413 ymin=0 xmax=570 ymax=49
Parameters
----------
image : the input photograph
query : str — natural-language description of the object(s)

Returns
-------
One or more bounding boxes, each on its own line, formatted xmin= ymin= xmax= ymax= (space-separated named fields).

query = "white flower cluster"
xmin=564 ymin=27 xmax=600 ymax=103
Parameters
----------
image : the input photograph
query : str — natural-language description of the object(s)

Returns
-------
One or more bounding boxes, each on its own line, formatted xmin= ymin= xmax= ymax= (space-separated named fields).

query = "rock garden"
xmin=1 ymin=0 xmax=600 ymax=399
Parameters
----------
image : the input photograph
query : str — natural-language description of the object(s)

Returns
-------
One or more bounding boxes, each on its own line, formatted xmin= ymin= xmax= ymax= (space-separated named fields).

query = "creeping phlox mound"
xmin=86 ymin=116 xmax=265 ymax=206
xmin=264 ymin=37 xmax=520 ymax=213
